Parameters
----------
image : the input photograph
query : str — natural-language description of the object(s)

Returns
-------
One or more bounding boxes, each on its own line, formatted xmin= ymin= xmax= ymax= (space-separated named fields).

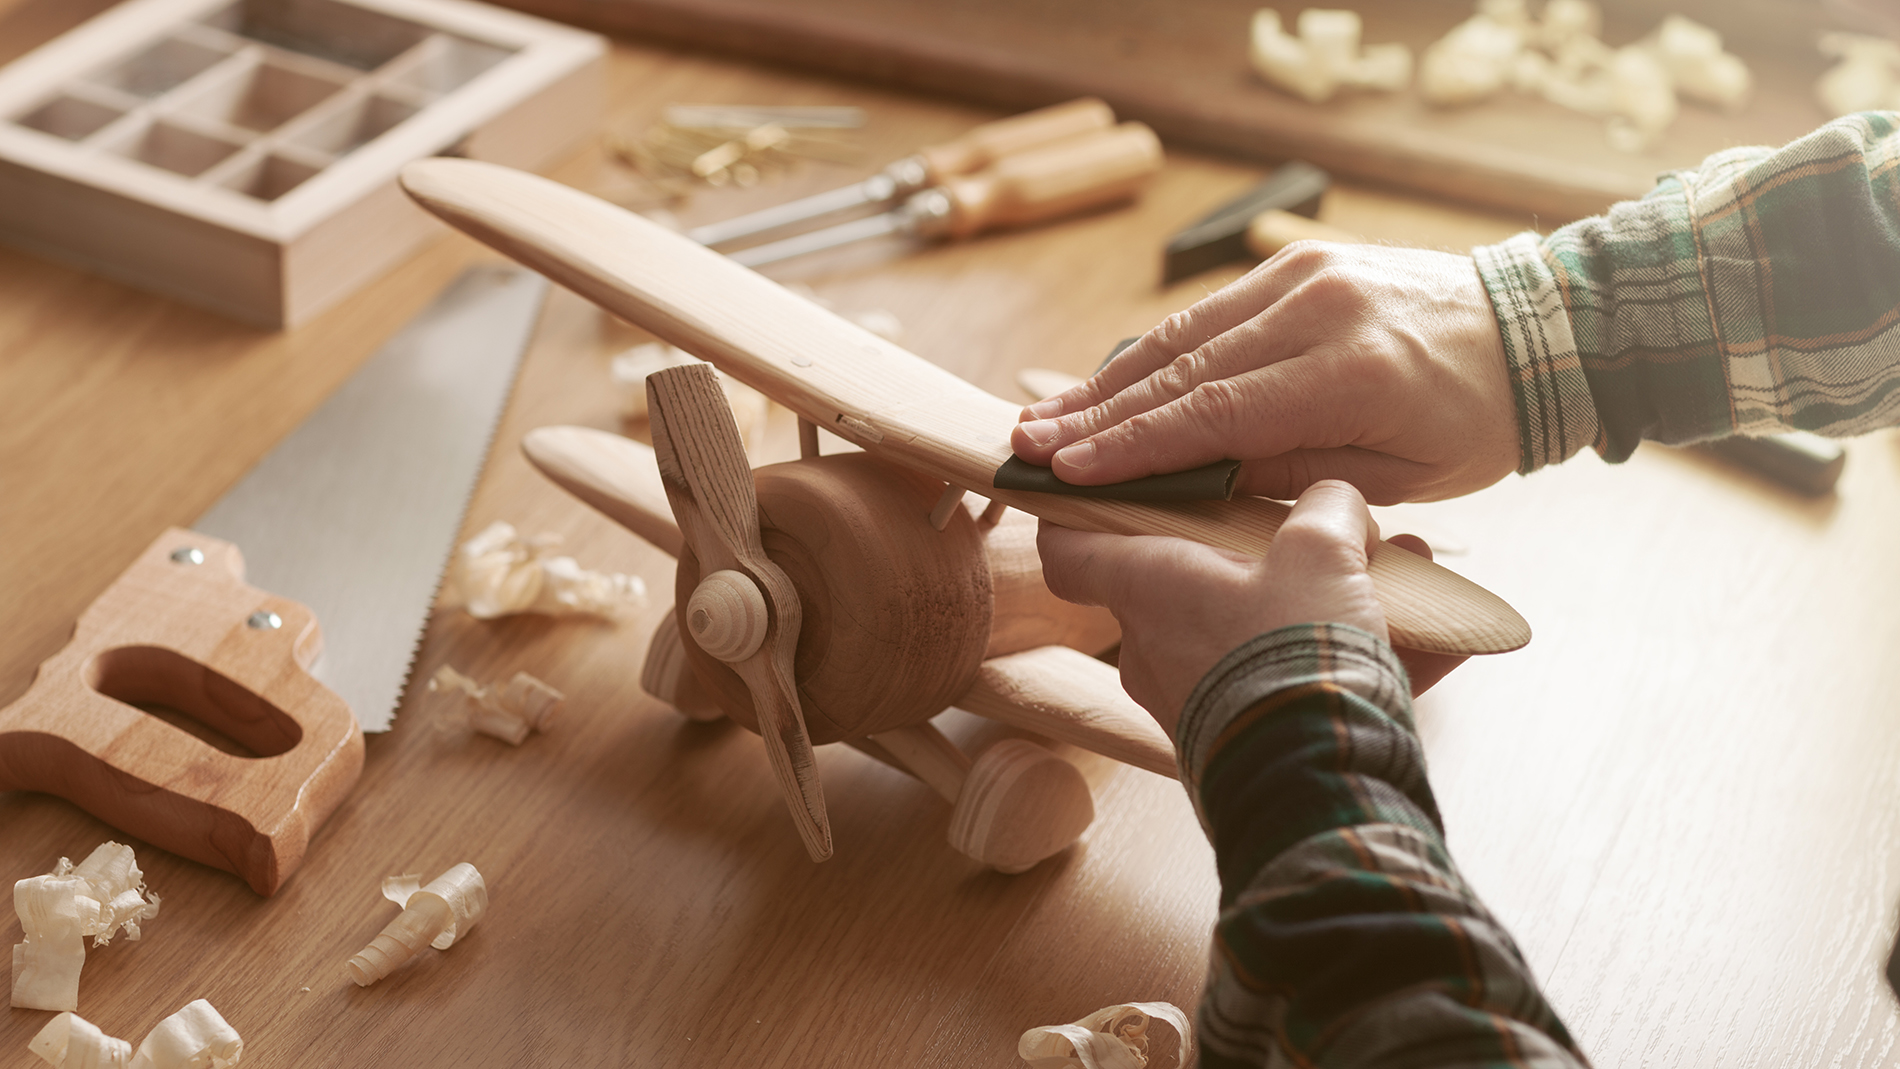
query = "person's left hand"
xmin=1036 ymin=481 xmax=1464 ymax=736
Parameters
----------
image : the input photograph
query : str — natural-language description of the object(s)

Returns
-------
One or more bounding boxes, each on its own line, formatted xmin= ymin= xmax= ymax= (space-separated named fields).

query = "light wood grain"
xmin=959 ymin=646 xmax=1177 ymax=781
xmin=980 ymin=505 xmax=1122 ymax=660
xmin=946 ymin=738 xmax=1095 ymax=875
xmin=398 ymin=155 xmax=1532 ymax=658
xmin=867 ymin=721 xmax=969 ymax=804
xmin=5 ymin=28 xmax=1898 ymax=1069
xmin=0 ymin=528 xmax=362 ymax=895
xmin=638 ymin=606 xmax=726 ymax=721
xmin=520 ymin=424 xmax=683 ymax=557
xmin=670 ymin=451 xmax=995 ymax=745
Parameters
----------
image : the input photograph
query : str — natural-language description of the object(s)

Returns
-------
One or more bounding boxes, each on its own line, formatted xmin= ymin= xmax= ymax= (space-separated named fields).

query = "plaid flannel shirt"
xmin=1181 ymin=626 xmax=1588 ymax=1069
xmin=1184 ymin=116 xmax=1899 ymax=1067
xmin=1475 ymin=111 xmax=1900 ymax=470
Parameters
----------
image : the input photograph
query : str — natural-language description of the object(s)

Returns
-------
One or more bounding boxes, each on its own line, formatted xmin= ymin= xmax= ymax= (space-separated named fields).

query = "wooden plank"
xmin=494 ymin=0 xmax=1848 ymax=222
xmin=6 ymin=30 xmax=1899 ymax=1069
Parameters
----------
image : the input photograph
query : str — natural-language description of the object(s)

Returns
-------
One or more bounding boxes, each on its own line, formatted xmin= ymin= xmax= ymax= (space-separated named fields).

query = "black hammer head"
xmin=1162 ymin=161 xmax=1330 ymax=284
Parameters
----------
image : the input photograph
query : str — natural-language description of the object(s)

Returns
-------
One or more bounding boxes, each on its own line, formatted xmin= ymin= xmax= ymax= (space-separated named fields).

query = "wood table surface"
xmin=3 ymin=6 xmax=1899 ymax=1067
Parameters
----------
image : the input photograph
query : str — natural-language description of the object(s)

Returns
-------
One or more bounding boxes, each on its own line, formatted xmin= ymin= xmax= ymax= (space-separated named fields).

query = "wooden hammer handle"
xmin=1245 ymin=209 xmax=1360 ymax=257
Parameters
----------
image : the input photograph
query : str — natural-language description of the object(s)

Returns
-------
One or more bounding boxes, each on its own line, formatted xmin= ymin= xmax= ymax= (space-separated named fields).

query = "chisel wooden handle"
xmin=936 ymin=122 xmax=1164 ymax=239
xmin=918 ymin=97 xmax=1116 ymax=179
xmin=0 ymin=529 xmax=363 ymax=895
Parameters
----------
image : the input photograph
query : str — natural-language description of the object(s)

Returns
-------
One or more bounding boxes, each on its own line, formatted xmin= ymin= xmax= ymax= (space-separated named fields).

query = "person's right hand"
xmin=1010 ymin=242 xmax=1523 ymax=505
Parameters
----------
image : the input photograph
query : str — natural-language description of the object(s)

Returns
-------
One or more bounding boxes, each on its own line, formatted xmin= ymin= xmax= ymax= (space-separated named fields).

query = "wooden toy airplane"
xmin=398 ymin=158 xmax=1531 ymax=871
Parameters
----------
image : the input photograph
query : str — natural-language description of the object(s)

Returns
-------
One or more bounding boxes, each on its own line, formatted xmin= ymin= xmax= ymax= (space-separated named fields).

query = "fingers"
xmin=1018 ymin=251 xmax=1322 ymax=423
xmin=1033 ymin=523 xmax=1126 ymax=608
xmin=1256 ymin=480 xmax=1389 ymax=639
xmin=1013 ymin=250 xmax=1342 ymax=465
xmin=1039 ymin=355 xmax=1383 ymax=486
xmin=1036 ymin=521 xmax=1250 ymax=610
xmin=1270 ymin=480 xmax=1374 ymax=577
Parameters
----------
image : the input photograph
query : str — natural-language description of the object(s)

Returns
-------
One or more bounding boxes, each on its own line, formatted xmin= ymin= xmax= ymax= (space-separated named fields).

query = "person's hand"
xmin=1037 ymin=481 xmax=1464 ymax=735
xmin=1011 ymin=243 xmax=1520 ymax=505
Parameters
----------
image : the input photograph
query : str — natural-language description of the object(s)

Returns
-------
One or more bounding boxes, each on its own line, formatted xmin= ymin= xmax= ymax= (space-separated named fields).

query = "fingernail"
xmin=1055 ymin=441 xmax=1095 ymax=470
xmin=1026 ymin=398 xmax=1063 ymax=419
xmin=1020 ymin=419 xmax=1060 ymax=446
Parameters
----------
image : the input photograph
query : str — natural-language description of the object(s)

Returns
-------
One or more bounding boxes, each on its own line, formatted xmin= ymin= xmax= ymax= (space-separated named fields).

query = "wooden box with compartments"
xmin=0 ymin=0 xmax=603 ymax=326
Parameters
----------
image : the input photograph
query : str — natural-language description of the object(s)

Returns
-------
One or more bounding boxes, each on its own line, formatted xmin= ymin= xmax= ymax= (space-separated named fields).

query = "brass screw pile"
xmin=607 ymin=107 xmax=866 ymax=201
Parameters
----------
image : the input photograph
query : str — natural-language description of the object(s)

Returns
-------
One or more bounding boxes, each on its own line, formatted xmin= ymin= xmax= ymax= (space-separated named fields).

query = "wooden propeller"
xmin=645 ymin=363 xmax=831 ymax=861
xmin=400 ymin=157 xmax=1530 ymax=657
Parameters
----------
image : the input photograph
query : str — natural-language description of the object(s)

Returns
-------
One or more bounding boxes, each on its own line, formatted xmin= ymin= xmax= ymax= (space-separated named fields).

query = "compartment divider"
xmin=251 ymin=44 xmax=366 ymax=88
xmin=61 ymin=82 xmax=145 ymax=113
xmin=269 ymin=140 xmax=334 ymax=170
xmin=147 ymin=104 xmax=260 ymax=152
xmin=193 ymin=139 xmax=271 ymax=186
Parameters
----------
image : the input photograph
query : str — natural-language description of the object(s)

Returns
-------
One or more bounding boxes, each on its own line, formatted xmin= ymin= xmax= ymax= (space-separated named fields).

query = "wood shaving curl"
xmin=454 ymin=521 xmax=645 ymax=621
xmin=1817 ymin=33 xmax=1900 ymax=115
xmin=12 ymin=843 xmax=161 ymax=1012
xmin=379 ymin=864 xmax=487 ymax=951
xmin=1420 ymin=2 xmax=1748 ymax=150
xmin=29 ymin=1000 xmax=239 ymax=1069
xmin=1248 ymin=9 xmax=1412 ymax=103
xmin=1019 ymin=1002 xmax=1192 ymax=1069
xmin=428 ymin=665 xmax=563 ymax=745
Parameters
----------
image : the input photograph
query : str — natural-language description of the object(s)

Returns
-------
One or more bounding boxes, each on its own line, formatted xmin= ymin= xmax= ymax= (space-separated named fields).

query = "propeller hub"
xmin=686 ymin=570 xmax=769 ymax=662
xmin=676 ymin=453 xmax=994 ymax=744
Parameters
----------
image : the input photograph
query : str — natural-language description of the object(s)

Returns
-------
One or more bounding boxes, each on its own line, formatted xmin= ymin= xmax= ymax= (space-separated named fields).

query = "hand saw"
xmin=0 ymin=264 xmax=547 ymax=895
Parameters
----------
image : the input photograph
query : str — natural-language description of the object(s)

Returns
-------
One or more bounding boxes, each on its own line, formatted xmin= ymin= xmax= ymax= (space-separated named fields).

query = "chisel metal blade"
xmin=195 ymin=263 xmax=548 ymax=731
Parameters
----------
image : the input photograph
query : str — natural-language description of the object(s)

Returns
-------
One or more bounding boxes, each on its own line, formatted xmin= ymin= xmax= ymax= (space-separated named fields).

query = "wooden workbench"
xmin=4 ymin=4 xmax=1899 ymax=1067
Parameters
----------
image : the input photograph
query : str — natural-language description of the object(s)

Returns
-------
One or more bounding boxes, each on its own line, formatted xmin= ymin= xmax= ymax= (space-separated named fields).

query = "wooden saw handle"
xmin=0 ymin=528 xmax=364 ymax=895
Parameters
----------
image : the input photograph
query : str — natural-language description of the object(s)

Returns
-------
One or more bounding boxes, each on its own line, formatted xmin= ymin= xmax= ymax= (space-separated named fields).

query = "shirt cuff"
xmin=1175 ymin=623 xmax=1411 ymax=805
xmin=1473 ymin=233 xmax=1602 ymax=472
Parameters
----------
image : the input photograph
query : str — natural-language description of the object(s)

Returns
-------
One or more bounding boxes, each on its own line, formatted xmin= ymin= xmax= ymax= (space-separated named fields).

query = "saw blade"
xmin=195 ymin=263 xmax=547 ymax=731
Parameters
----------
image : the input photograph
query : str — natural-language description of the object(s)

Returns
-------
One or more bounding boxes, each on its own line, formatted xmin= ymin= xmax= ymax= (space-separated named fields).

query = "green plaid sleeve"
xmin=1178 ymin=624 xmax=1587 ymax=1069
xmin=1474 ymin=112 xmax=1900 ymax=470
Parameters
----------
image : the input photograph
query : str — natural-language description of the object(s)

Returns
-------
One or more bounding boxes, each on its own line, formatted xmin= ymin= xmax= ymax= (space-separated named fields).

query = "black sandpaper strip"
xmin=993 ymin=455 xmax=1241 ymax=502
xmin=999 ymin=337 xmax=1240 ymax=501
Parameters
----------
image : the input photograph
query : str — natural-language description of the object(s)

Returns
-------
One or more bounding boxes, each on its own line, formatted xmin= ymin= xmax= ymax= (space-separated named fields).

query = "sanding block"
xmin=993 ymin=455 xmax=1241 ymax=501
xmin=995 ymin=338 xmax=1242 ymax=502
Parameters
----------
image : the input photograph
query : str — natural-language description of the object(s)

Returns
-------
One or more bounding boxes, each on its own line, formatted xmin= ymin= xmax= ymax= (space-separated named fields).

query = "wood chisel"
xmin=727 ymin=122 xmax=1165 ymax=268
xmin=687 ymin=97 xmax=1115 ymax=248
xmin=0 ymin=264 xmax=547 ymax=894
